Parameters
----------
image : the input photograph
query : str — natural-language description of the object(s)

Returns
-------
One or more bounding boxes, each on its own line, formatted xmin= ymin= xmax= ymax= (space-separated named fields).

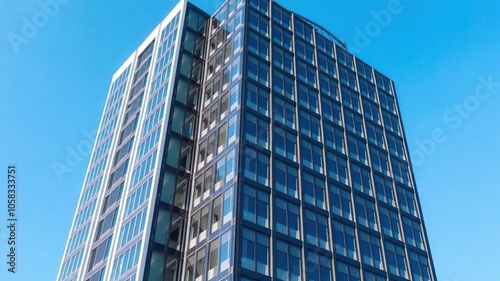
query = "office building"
xmin=57 ymin=0 xmax=437 ymax=280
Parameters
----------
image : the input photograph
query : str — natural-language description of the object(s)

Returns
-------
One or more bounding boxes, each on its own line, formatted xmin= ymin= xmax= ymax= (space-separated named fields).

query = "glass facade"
xmin=58 ymin=1 xmax=437 ymax=281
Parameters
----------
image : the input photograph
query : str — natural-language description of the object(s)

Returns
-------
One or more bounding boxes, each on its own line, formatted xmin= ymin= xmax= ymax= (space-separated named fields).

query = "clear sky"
xmin=0 ymin=0 xmax=498 ymax=280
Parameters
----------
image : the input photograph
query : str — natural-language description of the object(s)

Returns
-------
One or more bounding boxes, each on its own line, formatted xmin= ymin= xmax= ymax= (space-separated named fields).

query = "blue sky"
xmin=0 ymin=0 xmax=498 ymax=280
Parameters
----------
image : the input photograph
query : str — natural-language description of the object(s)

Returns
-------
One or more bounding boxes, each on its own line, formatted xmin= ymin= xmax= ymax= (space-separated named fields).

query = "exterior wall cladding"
xmin=57 ymin=0 xmax=438 ymax=281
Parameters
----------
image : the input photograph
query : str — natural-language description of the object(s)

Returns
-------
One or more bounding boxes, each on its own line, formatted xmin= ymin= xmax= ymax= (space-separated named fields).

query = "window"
xmin=274 ymin=127 xmax=296 ymax=160
xmin=338 ymin=66 xmax=357 ymax=90
xmin=305 ymin=210 xmax=329 ymax=249
xmin=336 ymin=262 xmax=360 ymax=281
xmin=223 ymin=188 xmax=234 ymax=224
xmin=392 ymin=158 xmax=410 ymax=185
xmin=208 ymin=239 xmax=220 ymax=278
xmin=298 ymin=83 xmax=319 ymax=113
xmin=247 ymin=56 xmax=269 ymax=86
xmin=243 ymin=147 xmax=269 ymax=185
xmin=275 ymin=198 xmax=300 ymax=239
xmin=370 ymin=147 xmax=389 ymax=175
xmin=323 ymin=123 xmax=344 ymax=153
xmin=220 ymin=230 xmax=232 ymax=272
xmin=203 ymin=83 xmax=213 ymax=105
xmin=246 ymin=82 xmax=269 ymax=115
xmin=229 ymin=82 xmax=240 ymax=112
xmin=326 ymin=152 xmax=348 ymax=184
xmin=333 ymin=222 xmax=357 ymax=259
xmin=397 ymin=185 xmax=417 ymax=216
xmin=382 ymin=111 xmax=400 ymax=135
xmin=207 ymin=133 xmax=216 ymax=162
xmin=241 ymin=229 xmax=269 ymax=275
xmin=336 ymin=48 xmax=354 ymax=70
xmin=245 ymin=113 xmax=269 ymax=149
xmin=375 ymin=72 xmax=392 ymax=93
xmin=363 ymin=100 xmax=380 ymax=125
xmin=344 ymin=110 xmax=363 ymax=137
xmin=274 ymin=97 xmax=295 ymax=128
xmin=189 ymin=209 xmax=205 ymax=247
xmin=302 ymin=173 xmax=326 ymax=208
xmin=217 ymin=123 xmax=228 ymax=153
xmin=214 ymin=3 xmax=227 ymax=23
xmin=272 ymin=25 xmax=292 ymax=51
xmin=227 ymin=115 xmax=238 ymax=146
xmin=224 ymin=37 xmax=234 ymax=62
xmin=366 ymin=122 xmax=384 ymax=149
xmin=231 ymin=30 xmax=244 ymax=56
xmin=385 ymin=242 xmax=408 ymax=278
xmin=374 ymin=175 xmax=395 ymax=206
xmin=88 ymin=237 xmax=112 ymax=271
xmin=295 ymin=39 xmax=315 ymax=64
xmin=276 ymin=241 xmax=301 ymax=281
xmin=379 ymin=206 xmax=401 ymax=239
xmin=322 ymin=98 xmax=342 ymax=125
xmin=248 ymin=31 xmax=269 ymax=59
xmin=409 ymin=251 xmax=431 ymax=281
xmin=225 ymin=11 xmax=240 ymax=39
xmin=243 ymin=185 xmax=269 ymax=227
xmin=153 ymin=209 xmax=172 ymax=246
xmin=319 ymin=74 xmax=338 ymax=100
xmin=342 ymin=86 xmax=360 ymax=112
xmin=229 ymin=56 xmax=241 ymax=83
xmin=275 ymin=161 xmax=298 ymax=198
xmin=359 ymin=79 xmax=377 ymax=101
xmin=318 ymin=53 xmax=336 ymax=77
xmin=273 ymin=70 xmax=295 ymax=99
xmin=211 ymin=196 xmax=222 ymax=233
xmin=316 ymin=34 xmax=334 ymax=57
xmin=359 ymin=232 xmax=383 ymax=269
xmin=347 ymin=136 xmax=367 ymax=164
xmin=294 ymin=18 xmax=313 ymax=43
xmin=201 ymin=111 xmax=209 ymax=135
xmin=379 ymin=90 xmax=395 ymax=113
xmin=195 ymin=248 xmax=205 ymax=281
xmin=186 ymin=254 xmax=195 ymax=281
xmin=296 ymin=60 xmax=316 ymax=86
xmin=272 ymin=3 xmax=291 ymax=28
xmin=215 ymin=149 xmax=236 ymax=189
xmin=249 ymin=0 xmax=269 ymax=14
xmin=402 ymin=217 xmax=424 ymax=249
xmin=180 ymin=54 xmax=202 ymax=81
xmin=351 ymin=164 xmax=371 ymax=195
xmin=299 ymin=111 xmax=321 ymax=141
xmin=199 ymin=206 xmax=209 ymax=241
xmin=330 ymin=185 xmax=352 ymax=219
xmin=176 ymin=78 xmax=198 ymax=109
xmin=193 ymin=171 xmax=212 ymax=208
xmin=364 ymin=272 xmax=385 ymax=281
xmin=307 ymin=252 xmax=332 ymax=281
xmin=209 ymin=103 xmax=218 ymax=129
xmin=356 ymin=60 xmax=373 ymax=81
xmin=147 ymin=252 xmax=178 ymax=281
xmin=248 ymin=9 xmax=268 ymax=35
xmin=387 ymin=134 xmax=405 ymax=160
xmin=273 ymin=47 xmax=293 ymax=74
xmin=165 ymin=138 xmax=192 ymax=172
xmin=301 ymin=140 xmax=323 ymax=173
xmin=355 ymin=196 xmax=378 ymax=230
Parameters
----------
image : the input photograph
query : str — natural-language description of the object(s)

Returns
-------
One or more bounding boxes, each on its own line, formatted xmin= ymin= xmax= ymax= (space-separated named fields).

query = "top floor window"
xmin=294 ymin=18 xmax=313 ymax=43
xmin=272 ymin=3 xmax=291 ymax=29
